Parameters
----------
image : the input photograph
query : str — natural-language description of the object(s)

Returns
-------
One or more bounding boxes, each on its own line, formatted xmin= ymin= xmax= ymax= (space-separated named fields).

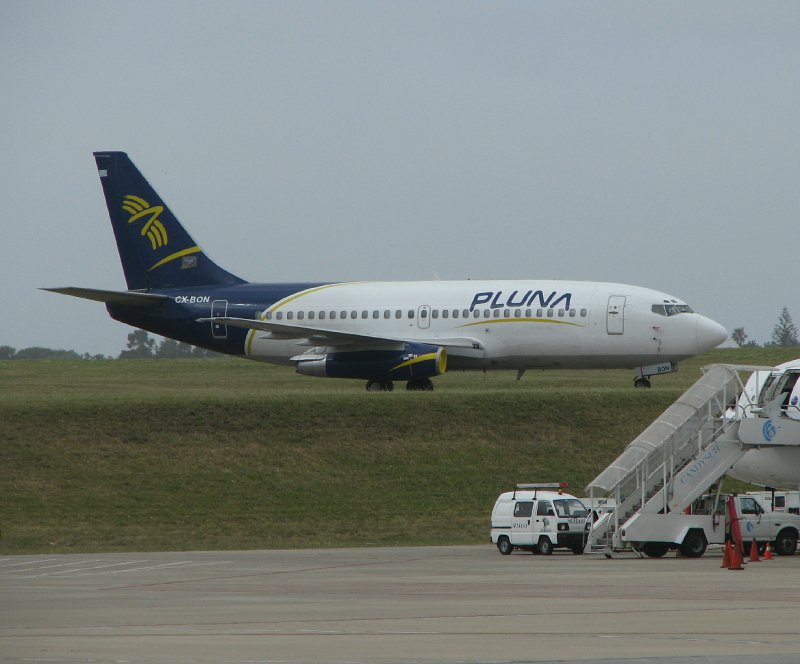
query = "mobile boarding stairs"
xmin=584 ymin=364 xmax=800 ymax=557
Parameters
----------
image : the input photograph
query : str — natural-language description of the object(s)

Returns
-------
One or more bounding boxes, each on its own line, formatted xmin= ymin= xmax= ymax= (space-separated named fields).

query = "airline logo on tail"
xmin=122 ymin=195 xmax=168 ymax=250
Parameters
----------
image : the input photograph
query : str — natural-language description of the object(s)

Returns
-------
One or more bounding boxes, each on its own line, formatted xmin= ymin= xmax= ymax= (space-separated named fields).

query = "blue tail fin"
xmin=94 ymin=152 xmax=246 ymax=290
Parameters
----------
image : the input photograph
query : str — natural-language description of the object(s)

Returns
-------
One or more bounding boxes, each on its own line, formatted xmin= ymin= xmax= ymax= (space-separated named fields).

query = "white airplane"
xmin=46 ymin=152 xmax=728 ymax=391
xmin=729 ymin=359 xmax=800 ymax=488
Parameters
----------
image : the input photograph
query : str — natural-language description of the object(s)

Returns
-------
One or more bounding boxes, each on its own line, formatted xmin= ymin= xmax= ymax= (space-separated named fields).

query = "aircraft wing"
xmin=42 ymin=287 xmax=170 ymax=307
xmin=198 ymin=316 xmax=483 ymax=349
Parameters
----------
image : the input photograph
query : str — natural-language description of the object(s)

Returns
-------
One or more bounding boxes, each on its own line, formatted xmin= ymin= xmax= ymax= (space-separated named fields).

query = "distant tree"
xmin=731 ymin=328 xmax=748 ymax=348
xmin=82 ymin=352 xmax=109 ymax=361
xmin=118 ymin=330 xmax=156 ymax=358
xmin=191 ymin=345 xmax=220 ymax=358
xmin=771 ymin=307 xmax=799 ymax=347
xmin=0 ymin=345 xmax=15 ymax=360
xmin=14 ymin=347 xmax=82 ymax=360
xmin=156 ymin=338 xmax=195 ymax=358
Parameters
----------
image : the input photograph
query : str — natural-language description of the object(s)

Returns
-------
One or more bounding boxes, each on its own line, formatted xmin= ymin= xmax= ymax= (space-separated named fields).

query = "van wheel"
xmin=497 ymin=536 xmax=513 ymax=555
xmin=774 ymin=529 xmax=798 ymax=556
xmin=571 ymin=545 xmax=584 ymax=555
xmin=680 ymin=531 xmax=707 ymax=558
xmin=537 ymin=537 xmax=553 ymax=555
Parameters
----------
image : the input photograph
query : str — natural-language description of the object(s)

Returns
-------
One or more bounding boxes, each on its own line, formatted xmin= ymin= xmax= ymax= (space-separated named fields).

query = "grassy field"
xmin=2 ymin=347 xmax=797 ymax=554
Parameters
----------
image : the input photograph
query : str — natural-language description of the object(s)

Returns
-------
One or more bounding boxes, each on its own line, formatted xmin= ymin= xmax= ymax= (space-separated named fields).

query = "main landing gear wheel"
xmin=634 ymin=377 xmax=652 ymax=389
xmin=366 ymin=380 xmax=394 ymax=392
xmin=406 ymin=378 xmax=434 ymax=391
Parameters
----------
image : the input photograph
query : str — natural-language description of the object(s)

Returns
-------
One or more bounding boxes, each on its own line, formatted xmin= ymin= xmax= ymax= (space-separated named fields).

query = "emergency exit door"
xmin=606 ymin=295 xmax=626 ymax=335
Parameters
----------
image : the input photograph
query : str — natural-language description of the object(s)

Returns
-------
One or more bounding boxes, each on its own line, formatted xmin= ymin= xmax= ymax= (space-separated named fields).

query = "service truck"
xmin=745 ymin=491 xmax=800 ymax=515
xmin=491 ymin=483 xmax=590 ymax=555
xmin=620 ymin=493 xmax=800 ymax=558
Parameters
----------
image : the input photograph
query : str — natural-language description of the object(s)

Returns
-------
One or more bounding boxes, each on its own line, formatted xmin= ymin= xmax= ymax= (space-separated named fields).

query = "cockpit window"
xmin=652 ymin=303 xmax=694 ymax=316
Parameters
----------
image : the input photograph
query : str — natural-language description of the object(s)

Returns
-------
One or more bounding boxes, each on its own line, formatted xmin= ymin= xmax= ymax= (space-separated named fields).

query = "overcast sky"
xmin=3 ymin=1 xmax=799 ymax=357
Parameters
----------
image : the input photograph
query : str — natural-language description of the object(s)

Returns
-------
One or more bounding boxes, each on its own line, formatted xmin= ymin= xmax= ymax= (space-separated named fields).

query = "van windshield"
xmin=553 ymin=498 xmax=589 ymax=518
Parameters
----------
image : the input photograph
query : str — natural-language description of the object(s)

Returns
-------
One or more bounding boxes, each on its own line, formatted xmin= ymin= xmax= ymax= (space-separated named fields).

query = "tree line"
xmin=732 ymin=306 xmax=799 ymax=348
xmin=0 ymin=330 xmax=218 ymax=361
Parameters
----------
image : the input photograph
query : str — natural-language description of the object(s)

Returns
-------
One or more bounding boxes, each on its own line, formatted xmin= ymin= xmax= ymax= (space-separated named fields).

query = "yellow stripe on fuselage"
xmin=245 ymin=283 xmax=352 ymax=356
xmin=460 ymin=317 xmax=584 ymax=328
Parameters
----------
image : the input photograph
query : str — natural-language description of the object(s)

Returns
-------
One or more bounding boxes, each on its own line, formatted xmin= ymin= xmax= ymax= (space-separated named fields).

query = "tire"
xmin=537 ymin=536 xmax=554 ymax=555
xmin=571 ymin=545 xmax=584 ymax=555
xmin=774 ymin=529 xmax=798 ymax=556
xmin=641 ymin=542 xmax=669 ymax=558
xmin=497 ymin=536 xmax=513 ymax=555
xmin=679 ymin=531 xmax=707 ymax=558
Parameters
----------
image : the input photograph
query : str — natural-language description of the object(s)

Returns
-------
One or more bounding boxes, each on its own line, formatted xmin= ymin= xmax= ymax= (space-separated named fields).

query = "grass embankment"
xmin=1 ymin=347 xmax=796 ymax=554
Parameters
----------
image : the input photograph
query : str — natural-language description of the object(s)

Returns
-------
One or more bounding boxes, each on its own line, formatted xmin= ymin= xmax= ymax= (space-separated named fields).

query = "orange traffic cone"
xmin=729 ymin=542 xmax=744 ymax=570
xmin=764 ymin=542 xmax=773 ymax=560
xmin=749 ymin=538 xmax=761 ymax=562
xmin=721 ymin=540 xmax=731 ymax=568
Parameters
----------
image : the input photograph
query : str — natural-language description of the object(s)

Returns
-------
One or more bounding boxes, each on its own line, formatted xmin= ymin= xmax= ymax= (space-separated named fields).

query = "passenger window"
xmin=408 ymin=310 xmax=415 ymax=319
xmin=452 ymin=309 xmax=459 ymax=319
xmin=361 ymin=310 xmax=368 ymax=319
xmin=395 ymin=310 xmax=402 ymax=319
xmin=503 ymin=309 xmax=510 ymax=318
xmin=493 ymin=309 xmax=500 ymax=318
xmin=432 ymin=310 xmax=439 ymax=319
xmin=547 ymin=309 xmax=554 ymax=317
xmin=466 ymin=309 xmax=473 ymax=318
xmin=580 ymin=308 xmax=587 ymax=317
xmin=287 ymin=311 xmax=294 ymax=320
xmin=265 ymin=312 xmax=273 ymax=320
xmin=421 ymin=309 xmax=428 ymax=319
xmin=442 ymin=309 xmax=449 ymax=319
xmin=350 ymin=311 xmax=357 ymax=319
xmin=514 ymin=502 xmax=533 ymax=518
xmin=525 ymin=309 xmax=532 ymax=317
xmin=318 ymin=311 xmax=325 ymax=320
xmin=483 ymin=309 xmax=490 ymax=318
xmin=383 ymin=310 xmax=390 ymax=319
xmin=558 ymin=309 xmax=565 ymax=318
xmin=536 ymin=502 xmax=553 ymax=516
xmin=537 ymin=309 xmax=543 ymax=317
xmin=297 ymin=311 xmax=305 ymax=320
xmin=569 ymin=309 xmax=576 ymax=318
xmin=372 ymin=310 xmax=379 ymax=319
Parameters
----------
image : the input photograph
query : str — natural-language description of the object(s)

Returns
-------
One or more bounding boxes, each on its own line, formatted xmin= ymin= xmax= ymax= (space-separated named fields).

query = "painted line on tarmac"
xmin=99 ymin=556 xmax=426 ymax=591
xmin=2 ymin=559 xmax=104 ymax=575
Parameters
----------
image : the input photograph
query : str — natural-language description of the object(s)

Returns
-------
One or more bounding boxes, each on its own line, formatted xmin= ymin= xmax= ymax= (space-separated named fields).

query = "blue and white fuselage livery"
xmin=46 ymin=152 xmax=727 ymax=391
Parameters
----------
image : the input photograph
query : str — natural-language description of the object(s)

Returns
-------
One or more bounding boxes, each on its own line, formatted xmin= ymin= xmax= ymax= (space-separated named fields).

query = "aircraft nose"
xmin=696 ymin=316 xmax=728 ymax=352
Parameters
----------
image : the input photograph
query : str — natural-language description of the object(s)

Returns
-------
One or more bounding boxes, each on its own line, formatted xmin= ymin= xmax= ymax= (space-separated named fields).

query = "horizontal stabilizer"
xmin=42 ymin=287 xmax=169 ymax=307
xmin=198 ymin=316 xmax=483 ymax=350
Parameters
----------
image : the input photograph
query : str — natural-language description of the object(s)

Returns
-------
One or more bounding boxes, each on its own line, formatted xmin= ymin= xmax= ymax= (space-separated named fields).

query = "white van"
xmin=490 ymin=483 xmax=590 ymax=555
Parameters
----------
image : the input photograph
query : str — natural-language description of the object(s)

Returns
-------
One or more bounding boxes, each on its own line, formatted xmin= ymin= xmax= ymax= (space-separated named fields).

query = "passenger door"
xmin=211 ymin=299 xmax=228 ymax=339
xmin=534 ymin=500 xmax=555 ymax=532
xmin=511 ymin=501 xmax=535 ymax=545
xmin=607 ymin=296 xmax=626 ymax=335
xmin=739 ymin=496 xmax=773 ymax=542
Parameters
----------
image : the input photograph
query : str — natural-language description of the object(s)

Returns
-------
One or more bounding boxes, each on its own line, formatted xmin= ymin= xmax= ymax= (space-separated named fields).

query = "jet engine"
xmin=294 ymin=342 xmax=447 ymax=381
